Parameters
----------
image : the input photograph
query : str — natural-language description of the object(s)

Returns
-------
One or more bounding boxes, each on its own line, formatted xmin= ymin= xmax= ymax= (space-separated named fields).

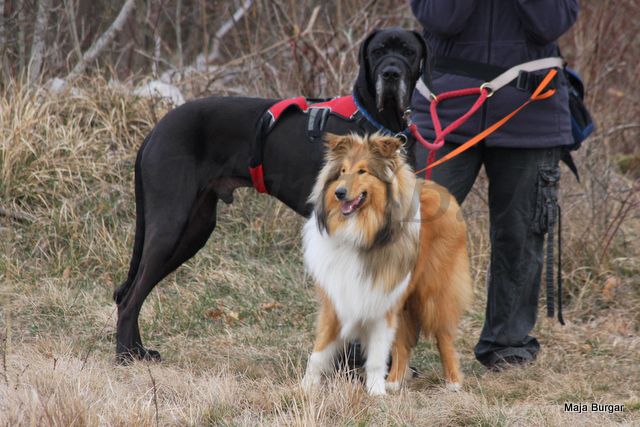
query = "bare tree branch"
xmin=27 ymin=0 xmax=52 ymax=84
xmin=175 ymin=0 xmax=183 ymax=68
xmin=63 ymin=0 xmax=82 ymax=60
xmin=163 ymin=0 xmax=256 ymax=85
xmin=64 ymin=0 xmax=135 ymax=83
xmin=208 ymin=0 xmax=255 ymax=62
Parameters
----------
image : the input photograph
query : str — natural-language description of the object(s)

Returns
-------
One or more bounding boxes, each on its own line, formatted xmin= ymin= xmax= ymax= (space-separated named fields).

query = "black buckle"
xmin=516 ymin=70 xmax=530 ymax=91
xmin=516 ymin=70 xmax=556 ymax=93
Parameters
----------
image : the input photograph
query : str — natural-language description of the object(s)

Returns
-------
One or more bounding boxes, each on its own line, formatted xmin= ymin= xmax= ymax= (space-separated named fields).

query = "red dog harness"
xmin=249 ymin=96 xmax=359 ymax=193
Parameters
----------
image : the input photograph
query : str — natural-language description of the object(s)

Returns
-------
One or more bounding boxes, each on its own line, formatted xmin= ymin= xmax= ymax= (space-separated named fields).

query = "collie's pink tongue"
xmin=340 ymin=194 xmax=364 ymax=215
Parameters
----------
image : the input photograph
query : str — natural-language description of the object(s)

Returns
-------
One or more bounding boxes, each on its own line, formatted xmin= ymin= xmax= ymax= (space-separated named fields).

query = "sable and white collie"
xmin=301 ymin=133 xmax=472 ymax=395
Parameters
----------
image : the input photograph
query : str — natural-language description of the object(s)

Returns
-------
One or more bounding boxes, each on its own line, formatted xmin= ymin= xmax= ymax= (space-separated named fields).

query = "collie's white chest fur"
xmin=302 ymin=211 xmax=419 ymax=339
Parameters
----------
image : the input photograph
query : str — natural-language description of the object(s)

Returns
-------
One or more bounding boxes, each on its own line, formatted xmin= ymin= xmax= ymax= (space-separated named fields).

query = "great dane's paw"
xmin=445 ymin=382 xmax=462 ymax=392
xmin=115 ymin=351 xmax=135 ymax=366
xmin=115 ymin=346 xmax=162 ymax=365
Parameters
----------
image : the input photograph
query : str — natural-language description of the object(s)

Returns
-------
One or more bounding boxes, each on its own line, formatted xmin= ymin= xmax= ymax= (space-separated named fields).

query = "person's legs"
xmin=416 ymin=141 xmax=483 ymax=204
xmin=477 ymin=146 xmax=561 ymax=368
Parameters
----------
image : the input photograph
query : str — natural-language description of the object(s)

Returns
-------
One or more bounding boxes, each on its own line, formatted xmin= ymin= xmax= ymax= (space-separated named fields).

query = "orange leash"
xmin=414 ymin=69 xmax=558 ymax=177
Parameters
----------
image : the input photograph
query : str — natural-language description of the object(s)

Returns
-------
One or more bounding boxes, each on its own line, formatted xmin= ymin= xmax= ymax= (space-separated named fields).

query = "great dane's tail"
xmin=113 ymin=133 xmax=151 ymax=304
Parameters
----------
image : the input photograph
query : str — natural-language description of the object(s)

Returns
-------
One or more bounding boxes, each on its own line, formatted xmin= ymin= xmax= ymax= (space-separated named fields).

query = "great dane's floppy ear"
xmin=359 ymin=29 xmax=380 ymax=86
xmin=411 ymin=30 xmax=431 ymax=88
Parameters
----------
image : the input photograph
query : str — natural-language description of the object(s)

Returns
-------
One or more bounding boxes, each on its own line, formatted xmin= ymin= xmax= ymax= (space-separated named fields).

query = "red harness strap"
xmin=267 ymin=96 xmax=308 ymax=122
xmin=248 ymin=164 xmax=267 ymax=194
xmin=250 ymin=96 xmax=358 ymax=193
xmin=310 ymin=96 xmax=358 ymax=119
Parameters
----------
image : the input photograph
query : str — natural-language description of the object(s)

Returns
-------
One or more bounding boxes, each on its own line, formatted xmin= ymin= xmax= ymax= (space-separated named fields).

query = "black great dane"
xmin=114 ymin=28 xmax=428 ymax=363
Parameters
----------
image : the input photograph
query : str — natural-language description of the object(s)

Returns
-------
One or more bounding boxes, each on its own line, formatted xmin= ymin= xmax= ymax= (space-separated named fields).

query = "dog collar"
xmin=352 ymin=91 xmax=410 ymax=140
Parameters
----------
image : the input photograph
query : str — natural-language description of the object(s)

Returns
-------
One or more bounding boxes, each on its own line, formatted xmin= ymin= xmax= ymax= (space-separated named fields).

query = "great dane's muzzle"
xmin=374 ymin=54 xmax=412 ymax=113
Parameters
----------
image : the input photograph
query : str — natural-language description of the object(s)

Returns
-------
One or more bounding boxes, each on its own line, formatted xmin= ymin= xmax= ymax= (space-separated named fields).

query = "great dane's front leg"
xmin=362 ymin=316 xmax=397 ymax=395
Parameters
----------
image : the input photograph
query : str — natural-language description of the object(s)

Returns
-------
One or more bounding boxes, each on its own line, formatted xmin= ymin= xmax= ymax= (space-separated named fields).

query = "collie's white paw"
xmin=385 ymin=381 xmax=401 ymax=393
xmin=446 ymin=382 xmax=461 ymax=392
xmin=301 ymin=374 xmax=321 ymax=393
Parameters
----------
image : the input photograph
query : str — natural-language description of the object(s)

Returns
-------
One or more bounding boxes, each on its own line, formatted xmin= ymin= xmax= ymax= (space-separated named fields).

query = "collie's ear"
xmin=369 ymin=135 xmax=402 ymax=158
xmin=324 ymin=133 xmax=354 ymax=155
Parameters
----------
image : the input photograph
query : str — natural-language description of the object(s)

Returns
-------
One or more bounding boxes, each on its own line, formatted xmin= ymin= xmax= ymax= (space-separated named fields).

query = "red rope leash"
xmin=409 ymin=87 xmax=490 ymax=179
xmin=413 ymin=69 xmax=558 ymax=178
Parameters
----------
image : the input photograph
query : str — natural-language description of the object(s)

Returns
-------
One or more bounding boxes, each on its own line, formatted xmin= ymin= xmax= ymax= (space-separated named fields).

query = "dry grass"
xmin=1 ymin=1 xmax=639 ymax=425
xmin=1 ymin=78 xmax=638 ymax=426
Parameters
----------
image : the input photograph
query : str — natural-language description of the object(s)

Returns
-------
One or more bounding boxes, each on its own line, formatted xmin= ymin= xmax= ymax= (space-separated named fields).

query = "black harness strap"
xmin=250 ymin=112 xmax=272 ymax=172
xmin=307 ymin=107 xmax=330 ymax=143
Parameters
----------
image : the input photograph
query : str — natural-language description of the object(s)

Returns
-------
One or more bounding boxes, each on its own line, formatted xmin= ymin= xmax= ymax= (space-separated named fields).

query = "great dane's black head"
xmin=356 ymin=28 xmax=429 ymax=121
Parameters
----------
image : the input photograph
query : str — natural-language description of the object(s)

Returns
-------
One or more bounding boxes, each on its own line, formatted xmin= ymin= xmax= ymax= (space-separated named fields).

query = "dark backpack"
xmin=564 ymin=67 xmax=595 ymax=150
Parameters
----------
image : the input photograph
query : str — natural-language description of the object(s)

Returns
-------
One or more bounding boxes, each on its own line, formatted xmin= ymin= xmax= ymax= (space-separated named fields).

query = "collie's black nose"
xmin=335 ymin=187 xmax=347 ymax=200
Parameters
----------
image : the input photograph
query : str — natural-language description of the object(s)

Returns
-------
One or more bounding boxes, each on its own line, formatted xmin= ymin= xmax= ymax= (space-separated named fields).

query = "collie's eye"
xmin=358 ymin=169 xmax=366 ymax=175
xmin=341 ymin=168 xmax=346 ymax=174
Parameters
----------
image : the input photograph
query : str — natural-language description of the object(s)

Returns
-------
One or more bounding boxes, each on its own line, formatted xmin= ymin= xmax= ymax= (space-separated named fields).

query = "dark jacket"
xmin=410 ymin=0 xmax=579 ymax=148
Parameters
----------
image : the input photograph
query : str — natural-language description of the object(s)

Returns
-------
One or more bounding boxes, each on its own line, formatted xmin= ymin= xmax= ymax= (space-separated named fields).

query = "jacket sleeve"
xmin=515 ymin=0 xmax=579 ymax=44
xmin=410 ymin=0 xmax=478 ymax=37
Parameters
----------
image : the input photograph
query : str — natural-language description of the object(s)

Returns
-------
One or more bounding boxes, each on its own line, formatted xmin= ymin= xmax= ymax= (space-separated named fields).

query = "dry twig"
xmin=64 ymin=0 xmax=135 ymax=83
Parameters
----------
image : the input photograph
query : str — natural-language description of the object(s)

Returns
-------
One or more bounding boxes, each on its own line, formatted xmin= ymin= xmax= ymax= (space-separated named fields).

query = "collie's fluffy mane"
xmin=307 ymin=132 xmax=421 ymax=290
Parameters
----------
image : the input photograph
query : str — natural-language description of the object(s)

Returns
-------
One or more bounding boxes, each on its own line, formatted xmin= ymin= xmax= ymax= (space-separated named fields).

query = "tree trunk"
xmin=0 ymin=0 xmax=6 ymax=77
xmin=17 ymin=0 xmax=26 ymax=72
xmin=28 ymin=0 xmax=52 ymax=84
xmin=0 ymin=0 xmax=6 ymax=56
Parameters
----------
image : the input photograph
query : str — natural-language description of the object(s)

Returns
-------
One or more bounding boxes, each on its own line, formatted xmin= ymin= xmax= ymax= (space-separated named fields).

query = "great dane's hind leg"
xmin=116 ymin=185 xmax=220 ymax=364
xmin=114 ymin=139 xmax=149 ymax=306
